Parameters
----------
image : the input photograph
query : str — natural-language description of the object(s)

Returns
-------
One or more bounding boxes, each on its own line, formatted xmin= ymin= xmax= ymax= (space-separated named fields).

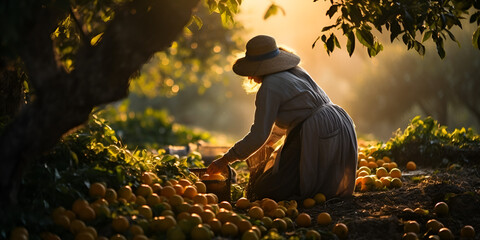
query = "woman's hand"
xmin=206 ymin=157 xmax=228 ymax=175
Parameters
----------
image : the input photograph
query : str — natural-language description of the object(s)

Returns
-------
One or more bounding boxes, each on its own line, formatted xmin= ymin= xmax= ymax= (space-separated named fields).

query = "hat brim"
xmin=232 ymin=50 xmax=300 ymax=76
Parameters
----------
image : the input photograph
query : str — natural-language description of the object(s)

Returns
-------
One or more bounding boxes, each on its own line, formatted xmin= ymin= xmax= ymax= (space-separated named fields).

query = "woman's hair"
xmin=242 ymin=77 xmax=262 ymax=94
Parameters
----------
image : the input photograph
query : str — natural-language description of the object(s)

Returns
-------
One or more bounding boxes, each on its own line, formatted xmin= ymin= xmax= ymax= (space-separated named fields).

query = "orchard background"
xmin=1 ymin=0 xmax=480 ymax=239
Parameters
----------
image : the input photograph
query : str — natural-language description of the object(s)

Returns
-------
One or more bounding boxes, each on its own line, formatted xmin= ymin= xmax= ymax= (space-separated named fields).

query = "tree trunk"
xmin=0 ymin=0 xmax=199 ymax=206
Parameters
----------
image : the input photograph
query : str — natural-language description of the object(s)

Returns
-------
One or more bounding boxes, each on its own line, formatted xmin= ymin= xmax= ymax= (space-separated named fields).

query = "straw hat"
xmin=233 ymin=35 xmax=300 ymax=76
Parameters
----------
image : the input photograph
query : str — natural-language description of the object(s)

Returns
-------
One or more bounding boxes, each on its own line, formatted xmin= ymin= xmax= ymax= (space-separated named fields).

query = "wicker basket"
xmin=190 ymin=166 xmax=232 ymax=202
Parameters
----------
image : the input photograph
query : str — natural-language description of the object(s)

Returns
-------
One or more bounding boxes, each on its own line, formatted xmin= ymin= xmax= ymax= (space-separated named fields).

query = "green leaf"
xmin=325 ymin=34 xmax=335 ymax=54
xmin=333 ymin=35 xmax=341 ymax=48
xmin=446 ymin=29 xmax=460 ymax=47
xmin=264 ymin=4 xmax=285 ymax=20
xmin=390 ymin=21 xmax=401 ymax=42
xmin=207 ymin=0 xmax=218 ymax=13
xmin=422 ymin=31 xmax=433 ymax=42
xmin=473 ymin=26 xmax=480 ymax=49
xmin=326 ymin=4 xmax=339 ymax=18
xmin=192 ymin=15 xmax=203 ymax=29
xmin=321 ymin=24 xmax=338 ymax=32
xmin=413 ymin=41 xmax=425 ymax=56
xmin=470 ymin=11 xmax=480 ymax=23
xmin=435 ymin=37 xmax=446 ymax=58
xmin=355 ymin=28 xmax=374 ymax=48
xmin=346 ymin=31 xmax=355 ymax=56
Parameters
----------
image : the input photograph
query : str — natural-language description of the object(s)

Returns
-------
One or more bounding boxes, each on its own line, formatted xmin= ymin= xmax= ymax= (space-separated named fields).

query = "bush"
xmin=373 ymin=116 xmax=480 ymax=167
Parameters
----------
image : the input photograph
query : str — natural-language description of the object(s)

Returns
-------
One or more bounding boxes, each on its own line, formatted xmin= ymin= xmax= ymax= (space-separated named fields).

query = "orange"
xmin=286 ymin=207 xmax=298 ymax=219
xmin=208 ymin=218 xmax=223 ymax=234
xmin=219 ymin=201 xmax=233 ymax=211
xmin=438 ymin=228 xmax=454 ymax=240
xmin=235 ymin=197 xmax=250 ymax=209
xmin=189 ymin=204 xmax=204 ymax=215
xmin=147 ymin=193 xmax=162 ymax=206
xmin=382 ymin=156 xmax=391 ymax=163
xmin=358 ymin=159 xmax=368 ymax=167
xmin=195 ymin=181 xmax=207 ymax=193
xmin=182 ymin=186 xmax=198 ymax=199
xmin=89 ymin=182 xmax=106 ymax=198
xmin=460 ymin=225 xmax=475 ymax=238
xmin=151 ymin=215 xmax=176 ymax=232
xmin=380 ymin=177 xmax=392 ymax=188
xmin=110 ymin=234 xmax=127 ymax=240
xmin=129 ymin=224 xmax=144 ymax=235
xmin=105 ymin=188 xmax=117 ymax=204
xmin=248 ymin=206 xmax=264 ymax=220
xmin=72 ymin=199 xmax=90 ymax=215
xmin=40 ymin=232 xmax=61 ymax=240
xmin=54 ymin=214 xmax=71 ymax=229
xmin=402 ymin=232 xmax=419 ymax=240
xmin=314 ymin=193 xmax=326 ymax=204
xmin=178 ymin=179 xmax=192 ymax=188
xmin=77 ymin=206 xmax=96 ymax=221
xmin=295 ymin=213 xmax=311 ymax=227
xmin=70 ymin=219 xmax=87 ymax=234
xmin=193 ymin=194 xmax=208 ymax=205
xmin=272 ymin=218 xmax=287 ymax=231
xmin=200 ymin=209 xmax=216 ymax=223
xmin=118 ymin=186 xmax=133 ymax=200
xmin=406 ymin=161 xmax=416 ymax=171
xmin=367 ymin=156 xmax=376 ymax=162
xmin=316 ymin=212 xmax=331 ymax=226
xmin=376 ymin=159 xmax=385 ymax=167
xmin=389 ymin=168 xmax=402 ymax=178
xmin=10 ymin=227 xmax=28 ymax=239
xmin=135 ymin=196 xmax=147 ymax=205
xmin=151 ymin=183 xmax=162 ymax=193
xmin=112 ymin=215 xmax=130 ymax=232
xmin=261 ymin=216 xmax=273 ymax=228
xmin=357 ymin=170 xmax=369 ymax=177
xmin=132 ymin=235 xmax=148 ymax=240
xmin=426 ymin=219 xmax=444 ymax=233
xmin=434 ymin=202 xmax=449 ymax=217
xmin=367 ymin=161 xmax=378 ymax=169
xmin=305 ymin=229 xmax=321 ymax=240
xmin=161 ymin=209 xmax=175 ymax=217
xmin=160 ymin=186 xmax=176 ymax=198
xmin=242 ymin=229 xmax=260 ymax=240
xmin=374 ymin=179 xmax=384 ymax=190
xmin=75 ymin=231 xmax=95 ymax=240
xmin=237 ymin=219 xmax=253 ymax=233
xmin=83 ymin=226 xmax=98 ymax=238
xmin=390 ymin=162 xmax=398 ymax=168
xmin=221 ymin=222 xmax=238 ymax=237
xmin=270 ymin=208 xmax=286 ymax=219
xmin=140 ymin=172 xmax=153 ymax=185
xmin=169 ymin=194 xmax=184 ymax=207
xmin=173 ymin=184 xmax=185 ymax=195
xmin=302 ymin=198 xmax=315 ymax=208
xmin=169 ymin=179 xmax=179 ymax=186
xmin=332 ymin=223 xmax=348 ymax=239
xmin=191 ymin=224 xmax=212 ymax=240
xmin=209 ymin=173 xmax=226 ymax=181
xmin=138 ymin=205 xmax=153 ymax=219
xmin=404 ymin=220 xmax=420 ymax=233
xmin=136 ymin=184 xmax=153 ymax=197
xmin=375 ymin=167 xmax=389 ymax=178
xmin=391 ymin=178 xmax=403 ymax=188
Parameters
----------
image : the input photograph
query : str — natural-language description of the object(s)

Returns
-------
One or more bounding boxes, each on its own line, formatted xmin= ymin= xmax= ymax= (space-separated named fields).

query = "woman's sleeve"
xmin=225 ymin=81 xmax=282 ymax=160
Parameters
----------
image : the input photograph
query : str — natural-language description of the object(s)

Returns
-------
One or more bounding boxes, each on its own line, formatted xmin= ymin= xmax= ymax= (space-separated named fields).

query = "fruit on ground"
xmin=316 ymin=212 xmax=332 ymax=226
xmin=89 ymin=182 xmax=106 ymax=198
xmin=305 ymin=229 xmax=321 ymax=240
xmin=248 ymin=206 xmax=264 ymax=220
xmin=221 ymin=222 xmax=239 ymax=237
xmin=460 ymin=225 xmax=475 ymax=238
xmin=402 ymin=232 xmax=419 ymax=240
xmin=404 ymin=220 xmax=420 ymax=233
xmin=295 ymin=213 xmax=312 ymax=227
xmin=426 ymin=219 xmax=444 ymax=233
xmin=235 ymin=197 xmax=251 ymax=209
xmin=434 ymin=202 xmax=449 ymax=216
xmin=406 ymin=161 xmax=416 ymax=171
xmin=332 ymin=223 xmax=348 ymax=239
xmin=437 ymin=227 xmax=454 ymax=240
xmin=314 ymin=193 xmax=326 ymax=204
xmin=389 ymin=168 xmax=402 ymax=178
xmin=112 ymin=215 xmax=130 ymax=232
xmin=303 ymin=198 xmax=316 ymax=208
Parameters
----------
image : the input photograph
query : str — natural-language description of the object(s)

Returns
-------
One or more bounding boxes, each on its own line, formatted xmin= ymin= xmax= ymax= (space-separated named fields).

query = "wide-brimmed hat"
xmin=233 ymin=35 xmax=300 ymax=76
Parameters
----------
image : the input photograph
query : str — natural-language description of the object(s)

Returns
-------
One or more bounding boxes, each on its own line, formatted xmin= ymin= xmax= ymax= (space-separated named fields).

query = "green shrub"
xmin=373 ymin=116 xmax=480 ymax=167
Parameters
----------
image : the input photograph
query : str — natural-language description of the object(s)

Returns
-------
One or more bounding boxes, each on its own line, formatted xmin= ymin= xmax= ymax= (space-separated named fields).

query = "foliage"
xmin=373 ymin=116 xmax=480 ymax=166
xmin=0 ymin=114 xmax=205 ymax=238
xmin=314 ymin=0 xmax=480 ymax=58
xmin=98 ymin=106 xmax=211 ymax=150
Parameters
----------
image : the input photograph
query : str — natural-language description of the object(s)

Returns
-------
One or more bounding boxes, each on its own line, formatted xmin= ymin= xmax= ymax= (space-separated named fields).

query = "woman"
xmin=207 ymin=35 xmax=358 ymax=201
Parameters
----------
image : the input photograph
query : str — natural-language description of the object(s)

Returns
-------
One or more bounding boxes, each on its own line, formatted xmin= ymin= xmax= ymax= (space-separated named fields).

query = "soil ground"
xmin=295 ymin=166 xmax=480 ymax=240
